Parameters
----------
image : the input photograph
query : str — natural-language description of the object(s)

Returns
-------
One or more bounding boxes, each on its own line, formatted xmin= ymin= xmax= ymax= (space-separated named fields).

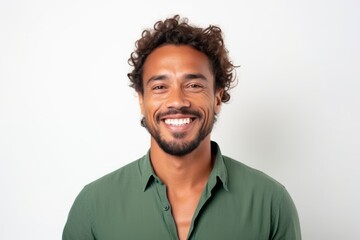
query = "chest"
xmin=167 ymin=190 xmax=203 ymax=240
xmin=93 ymin=187 xmax=272 ymax=240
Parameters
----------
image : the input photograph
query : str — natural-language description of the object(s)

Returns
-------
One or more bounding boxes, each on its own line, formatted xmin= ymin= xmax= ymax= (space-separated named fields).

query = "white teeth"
xmin=164 ymin=118 xmax=191 ymax=126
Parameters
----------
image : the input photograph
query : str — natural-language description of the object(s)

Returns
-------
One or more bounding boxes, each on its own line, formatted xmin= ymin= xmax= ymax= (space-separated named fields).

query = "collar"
xmin=139 ymin=149 xmax=157 ymax=192
xmin=140 ymin=141 xmax=228 ymax=192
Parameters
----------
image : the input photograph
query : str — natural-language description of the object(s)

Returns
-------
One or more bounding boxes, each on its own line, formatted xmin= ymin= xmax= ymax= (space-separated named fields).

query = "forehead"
xmin=142 ymin=44 xmax=213 ymax=81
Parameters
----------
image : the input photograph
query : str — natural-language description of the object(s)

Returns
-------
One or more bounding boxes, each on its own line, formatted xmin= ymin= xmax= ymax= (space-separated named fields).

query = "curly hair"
xmin=127 ymin=15 xmax=237 ymax=103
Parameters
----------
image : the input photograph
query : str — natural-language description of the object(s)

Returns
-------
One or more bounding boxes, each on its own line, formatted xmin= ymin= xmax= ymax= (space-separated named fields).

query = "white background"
xmin=1 ymin=0 xmax=359 ymax=239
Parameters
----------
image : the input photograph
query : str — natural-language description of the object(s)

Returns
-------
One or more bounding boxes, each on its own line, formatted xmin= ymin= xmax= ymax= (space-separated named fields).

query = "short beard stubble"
xmin=141 ymin=109 xmax=216 ymax=157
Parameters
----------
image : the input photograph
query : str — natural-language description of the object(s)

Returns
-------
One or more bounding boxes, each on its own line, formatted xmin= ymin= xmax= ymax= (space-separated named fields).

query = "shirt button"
xmin=163 ymin=205 xmax=170 ymax=211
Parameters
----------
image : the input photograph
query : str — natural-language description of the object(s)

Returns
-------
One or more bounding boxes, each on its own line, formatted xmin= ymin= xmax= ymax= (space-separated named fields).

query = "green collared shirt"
xmin=63 ymin=142 xmax=301 ymax=240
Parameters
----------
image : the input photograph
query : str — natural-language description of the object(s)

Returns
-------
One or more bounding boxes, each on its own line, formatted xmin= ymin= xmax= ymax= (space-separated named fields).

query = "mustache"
xmin=156 ymin=108 xmax=202 ymax=122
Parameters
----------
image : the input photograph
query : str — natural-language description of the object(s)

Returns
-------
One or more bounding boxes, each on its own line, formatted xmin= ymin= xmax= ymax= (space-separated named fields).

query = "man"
xmin=63 ymin=15 xmax=301 ymax=240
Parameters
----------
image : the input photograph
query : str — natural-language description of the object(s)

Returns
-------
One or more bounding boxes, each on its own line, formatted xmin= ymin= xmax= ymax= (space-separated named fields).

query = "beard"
xmin=141 ymin=109 xmax=216 ymax=157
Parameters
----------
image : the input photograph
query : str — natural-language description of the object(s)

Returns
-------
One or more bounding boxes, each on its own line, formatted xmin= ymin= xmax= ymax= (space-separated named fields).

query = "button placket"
xmin=153 ymin=181 xmax=178 ymax=240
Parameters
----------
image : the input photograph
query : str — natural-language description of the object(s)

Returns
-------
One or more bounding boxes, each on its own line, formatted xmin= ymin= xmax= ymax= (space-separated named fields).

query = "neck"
xmin=149 ymin=136 xmax=214 ymax=189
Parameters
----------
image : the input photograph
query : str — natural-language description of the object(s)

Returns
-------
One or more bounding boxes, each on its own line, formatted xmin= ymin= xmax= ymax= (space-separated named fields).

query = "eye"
xmin=153 ymin=85 xmax=165 ymax=90
xmin=188 ymin=83 xmax=203 ymax=88
xmin=186 ymin=83 xmax=204 ymax=92
xmin=151 ymin=84 xmax=167 ymax=93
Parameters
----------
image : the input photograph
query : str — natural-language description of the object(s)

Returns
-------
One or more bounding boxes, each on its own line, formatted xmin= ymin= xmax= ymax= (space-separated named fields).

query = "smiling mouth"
xmin=163 ymin=118 xmax=194 ymax=126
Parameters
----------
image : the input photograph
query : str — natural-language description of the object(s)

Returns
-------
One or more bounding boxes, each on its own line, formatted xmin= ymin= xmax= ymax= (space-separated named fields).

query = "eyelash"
xmin=152 ymin=85 xmax=166 ymax=90
xmin=188 ymin=83 xmax=202 ymax=88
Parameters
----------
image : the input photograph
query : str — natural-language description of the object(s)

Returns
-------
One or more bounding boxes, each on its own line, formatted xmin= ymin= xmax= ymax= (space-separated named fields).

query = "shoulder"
xmin=222 ymin=155 xmax=286 ymax=196
xmin=222 ymin=155 xmax=299 ymax=218
xmin=80 ymin=157 xmax=143 ymax=197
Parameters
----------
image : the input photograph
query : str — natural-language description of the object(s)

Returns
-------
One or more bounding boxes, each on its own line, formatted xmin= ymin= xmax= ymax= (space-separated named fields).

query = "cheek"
xmin=206 ymin=95 xmax=219 ymax=113
xmin=143 ymin=98 xmax=163 ymax=119
xmin=199 ymin=100 xmax=216 ymax=119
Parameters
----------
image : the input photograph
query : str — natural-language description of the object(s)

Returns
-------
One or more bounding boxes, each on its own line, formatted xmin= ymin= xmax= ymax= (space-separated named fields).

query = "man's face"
xmin=138 ymin=44 xmax=223 ymax=156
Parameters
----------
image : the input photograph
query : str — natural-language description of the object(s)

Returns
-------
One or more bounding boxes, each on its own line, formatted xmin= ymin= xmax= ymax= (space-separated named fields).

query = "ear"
xmin=138 ymin=92 xmax=145 ymax=115
xmin=214 ymin=88 xmax=224 ymax=114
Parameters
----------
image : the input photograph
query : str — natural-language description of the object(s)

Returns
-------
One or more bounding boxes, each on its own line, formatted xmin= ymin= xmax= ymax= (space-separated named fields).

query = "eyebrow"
xmin=145 ymin=73 xmax=208 ymax=86
xmin=184 ymin=73 xmax=208 ymax=81
xmin=145 ymin=74 xmax=168 ymax=86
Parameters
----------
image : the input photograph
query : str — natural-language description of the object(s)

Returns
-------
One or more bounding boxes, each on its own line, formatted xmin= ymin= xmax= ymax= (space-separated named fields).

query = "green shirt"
xmin=63 ymin=142 xmax=301 ymax=240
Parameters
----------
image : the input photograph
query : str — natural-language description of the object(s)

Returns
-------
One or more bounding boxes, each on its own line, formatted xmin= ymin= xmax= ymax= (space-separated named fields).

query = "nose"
xmin=165 ymin=87 xmax=191 ymax=109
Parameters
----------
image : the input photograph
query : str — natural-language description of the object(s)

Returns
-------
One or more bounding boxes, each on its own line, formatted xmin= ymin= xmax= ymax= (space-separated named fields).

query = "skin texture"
xmin=138 ymin=44 xmax=223 ymax=240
